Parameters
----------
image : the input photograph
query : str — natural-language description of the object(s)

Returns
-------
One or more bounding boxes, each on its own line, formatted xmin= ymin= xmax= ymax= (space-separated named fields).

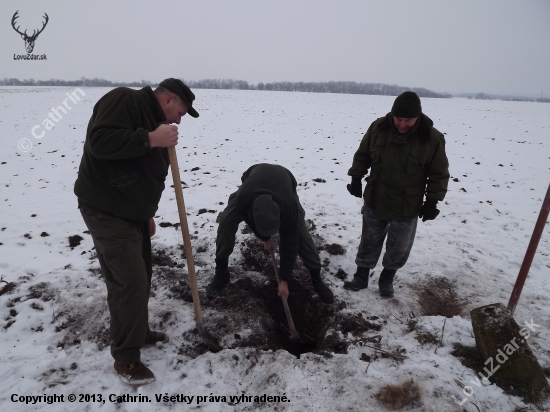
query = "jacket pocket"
xmin=110 ymin=175 xmax=138 ymax=187
xmin=407 ymin=149 xmax=425 ymax=174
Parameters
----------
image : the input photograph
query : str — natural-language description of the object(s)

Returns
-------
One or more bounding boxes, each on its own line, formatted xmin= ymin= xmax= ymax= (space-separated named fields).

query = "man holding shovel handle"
xmin=206 ymin=163 xmax=334 ymax=304
xmin=75 ymin=78 xmax=199 ymax=386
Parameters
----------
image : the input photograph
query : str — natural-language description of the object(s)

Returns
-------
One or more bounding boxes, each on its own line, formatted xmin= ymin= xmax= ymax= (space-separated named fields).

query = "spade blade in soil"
xmin=197 ymin=323 xmax=222 ymax=352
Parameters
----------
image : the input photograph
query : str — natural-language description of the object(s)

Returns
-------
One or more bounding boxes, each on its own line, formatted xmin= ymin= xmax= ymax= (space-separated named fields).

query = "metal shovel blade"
xmin=197 ymin=323 xmax=222 ymax=352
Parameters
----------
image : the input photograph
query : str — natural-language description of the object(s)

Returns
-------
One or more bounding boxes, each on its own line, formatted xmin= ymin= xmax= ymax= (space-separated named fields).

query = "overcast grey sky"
xmin=2 ymin=0 xmax=549 ymax=96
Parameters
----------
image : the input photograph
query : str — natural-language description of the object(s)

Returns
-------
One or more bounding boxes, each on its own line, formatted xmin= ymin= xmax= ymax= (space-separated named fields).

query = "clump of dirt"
xmin=27 ymin=282 xmax=56 ymax=302
xmin=68 ymin=235 xmax=83 ymax=248
xmin=377 ymin=379 xmax=421 ymax=410
xmin=159 ymin=222 xmax=180 ymax=230
xmin=153 ymin=268 xmax=194 ymax=303
xmin=152 ymin=248 xmax=181 ymax=268
xmin=198 ymin=209 xmax=216 ymax=215
xmin=240 ymin=237 xmax=273 ymax=272
xmin=0 ymin=282 xmax=16 ymax=296
xmin=324 ymin=243 xmax=346 ymax=255
xmin=335 ymin=268 xmax=348 ymax=280
xmin=415 ymin=277 xmax=464 ymax=318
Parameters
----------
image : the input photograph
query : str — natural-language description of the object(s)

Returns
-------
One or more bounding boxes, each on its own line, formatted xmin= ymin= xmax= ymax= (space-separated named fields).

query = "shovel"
xmin=269 ymin=250 xmax=301 ymax=340
xmin=167 ymin=146 xmax=222 ymax=352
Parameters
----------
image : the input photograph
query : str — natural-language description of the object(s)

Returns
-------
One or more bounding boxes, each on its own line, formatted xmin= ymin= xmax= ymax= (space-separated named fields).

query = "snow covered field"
xmin=0 ymin=87 xmax=549 ymax=411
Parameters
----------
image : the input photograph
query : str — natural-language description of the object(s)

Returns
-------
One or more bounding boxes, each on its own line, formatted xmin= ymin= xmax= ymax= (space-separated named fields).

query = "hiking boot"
xmin=206 ymin=267 xmax=230 ymax=299
xmin=343 ymin=267 xmax=370 ymax=291
xmin=114 ymin=361 xmax=156 ymax=386
xmin=309 ymin=268 xmax=334 ymax=303
xmin=144 ymin=330 xmax=168 ymax=346
xmin=379 ymin=268 xmax=397 ymax=297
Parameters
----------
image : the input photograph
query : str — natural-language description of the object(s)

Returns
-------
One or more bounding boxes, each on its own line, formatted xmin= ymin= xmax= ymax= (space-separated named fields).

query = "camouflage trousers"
xmin=355 ymin=204 xmax=418 ymax=271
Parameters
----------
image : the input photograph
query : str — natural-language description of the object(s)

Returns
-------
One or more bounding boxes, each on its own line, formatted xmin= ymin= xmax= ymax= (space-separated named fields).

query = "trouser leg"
xmin=381 ymin=215 xmax=417 ymax=271
xmin=215 ymin=192 xmax=243 ymax=269
xmin=355 ymin=205 xmax=389 ymax=269
xmin=296 ymin=205 xmax=321 ymax=270
xmin=80 ymin=204 xmax=150 ymax=364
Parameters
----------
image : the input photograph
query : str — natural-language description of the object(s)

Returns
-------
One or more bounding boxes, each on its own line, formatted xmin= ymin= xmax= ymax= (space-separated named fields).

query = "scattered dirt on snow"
xmin=151 ymin=233 xmax=382 ymax=359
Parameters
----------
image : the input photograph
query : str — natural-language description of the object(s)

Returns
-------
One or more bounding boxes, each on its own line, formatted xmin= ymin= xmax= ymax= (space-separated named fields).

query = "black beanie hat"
xmin=159 ymin=78 xmax=199 ymax=118
xmin=252 ymin=195 xmax=280 ymax=237
xmin=391 ymin=91 xmax=422 ymax=118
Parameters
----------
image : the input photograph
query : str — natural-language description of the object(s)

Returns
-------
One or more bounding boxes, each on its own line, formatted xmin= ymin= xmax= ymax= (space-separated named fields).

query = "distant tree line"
xmin=0 ymin=77 xmax=450 ymax=98
xmin=470 ymin=92 xmax=550 ymax=103
xmin=2 ymin=77 xmax=547 ymax=102
xmin=255 ymin=81 xmax=451 ymax=98
xmin=0 ymin=77 xmax=151 ymax=87
xmin=182 ymin=78 xmax=253 ymax=90
xmin=183 ymin=79 xmax=451 ymax=98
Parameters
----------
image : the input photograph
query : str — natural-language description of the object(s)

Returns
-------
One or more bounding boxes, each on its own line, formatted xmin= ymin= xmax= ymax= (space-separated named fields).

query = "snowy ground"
xmin=0 ymin=87 xmax=549 ymax=411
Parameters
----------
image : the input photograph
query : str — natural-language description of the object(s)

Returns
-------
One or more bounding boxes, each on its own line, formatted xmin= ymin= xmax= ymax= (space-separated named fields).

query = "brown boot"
xmin=114 ymin=361 xmax=156 ymax=386
xmin=144 ymin=330 xmax=168 ymax=346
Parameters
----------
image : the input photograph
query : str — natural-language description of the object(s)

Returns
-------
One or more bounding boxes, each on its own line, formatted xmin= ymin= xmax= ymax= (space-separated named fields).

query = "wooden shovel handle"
xmin=270 ymin=250 xmax=299 ymax=338
xmin=167 ymin=146 xmax=203 ymax=324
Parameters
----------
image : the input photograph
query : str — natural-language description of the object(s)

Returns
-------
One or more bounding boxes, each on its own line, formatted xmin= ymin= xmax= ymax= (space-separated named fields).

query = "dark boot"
xmin=114 ymin=361 xmax=156 ymax=386
xmin=309 ymin=268 xmax=334 ymax=303
xmin=378 ymin=268 xmax=397 ymax=297
xmin=206 ymin=267 xmax=230 ymax=299
xmin=343 ymin=267 xmax=370 ymax=291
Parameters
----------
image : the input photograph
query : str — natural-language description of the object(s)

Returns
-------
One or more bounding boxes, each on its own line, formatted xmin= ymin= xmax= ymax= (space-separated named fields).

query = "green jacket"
xmin=348 ymin=113 xmax=449 ymax=220
xmin=235 ymin=164 xmax=301 ymax=281
xmin=74 ymin=86 xmax=169 ymax=221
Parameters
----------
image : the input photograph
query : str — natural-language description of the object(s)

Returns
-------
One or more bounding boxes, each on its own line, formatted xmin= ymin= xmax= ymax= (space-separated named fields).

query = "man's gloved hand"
xmin=347 ymin=177 xmax=363 ymax=198
xmin=418 ymin=199 xmax=440 ymax=222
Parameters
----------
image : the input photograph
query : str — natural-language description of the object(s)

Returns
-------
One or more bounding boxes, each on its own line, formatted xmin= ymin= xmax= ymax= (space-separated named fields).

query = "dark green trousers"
xmin=216 ymin=192 xmax=321 ymax=272
xmin=79 ymin=203 xmax=151 ymax=364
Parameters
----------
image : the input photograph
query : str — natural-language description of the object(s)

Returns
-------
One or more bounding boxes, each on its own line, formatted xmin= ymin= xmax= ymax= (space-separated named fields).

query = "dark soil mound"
xmin=171 ymin=237 xmax=382 ymax=358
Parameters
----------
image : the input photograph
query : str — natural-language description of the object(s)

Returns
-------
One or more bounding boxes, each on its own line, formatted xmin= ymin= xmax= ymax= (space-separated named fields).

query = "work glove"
xmin=418 ymin=199 xmax=440 ymax=222
xmin=347 ymin=177 xmax=363 ymax=198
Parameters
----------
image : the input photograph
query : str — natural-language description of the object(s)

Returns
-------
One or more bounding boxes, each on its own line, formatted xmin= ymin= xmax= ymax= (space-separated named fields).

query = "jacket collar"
xmin=378 ymin=112 xmax=434 ymax=143
xmin=140 ymin=86 xmax=167 ymax=124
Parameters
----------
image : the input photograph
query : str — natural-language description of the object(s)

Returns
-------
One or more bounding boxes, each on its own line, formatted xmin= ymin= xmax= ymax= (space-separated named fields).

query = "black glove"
xmin=418 ymin=199 xmax=440 ymax=222
xmin=347 ymin=177 xmax=363 ymax=198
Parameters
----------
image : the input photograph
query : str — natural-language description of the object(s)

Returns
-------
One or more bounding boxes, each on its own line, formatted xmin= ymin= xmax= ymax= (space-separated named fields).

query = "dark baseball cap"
xmin=252 ymin=195 xmax=280 ymax=237
xmin=159 ymin=78 xmax=199 ymax=118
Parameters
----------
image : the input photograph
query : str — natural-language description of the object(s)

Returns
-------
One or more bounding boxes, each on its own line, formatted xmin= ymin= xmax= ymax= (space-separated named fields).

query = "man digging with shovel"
xmin=74 ymin=78 xmax=199 ymax=386
xmin=206 ymin=163 xmax=334 ymax=304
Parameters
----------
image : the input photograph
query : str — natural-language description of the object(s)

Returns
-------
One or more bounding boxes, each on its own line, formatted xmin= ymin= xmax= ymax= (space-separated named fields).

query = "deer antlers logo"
xmin=11 ymin=11 xmax=49 ymax=54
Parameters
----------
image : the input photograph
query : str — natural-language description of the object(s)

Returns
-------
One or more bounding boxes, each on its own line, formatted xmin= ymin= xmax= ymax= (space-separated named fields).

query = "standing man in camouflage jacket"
xmin=344 ymin=91 xmax=449 ymax=297
xmin=74 ymin=78 xmax=199 ymax=386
